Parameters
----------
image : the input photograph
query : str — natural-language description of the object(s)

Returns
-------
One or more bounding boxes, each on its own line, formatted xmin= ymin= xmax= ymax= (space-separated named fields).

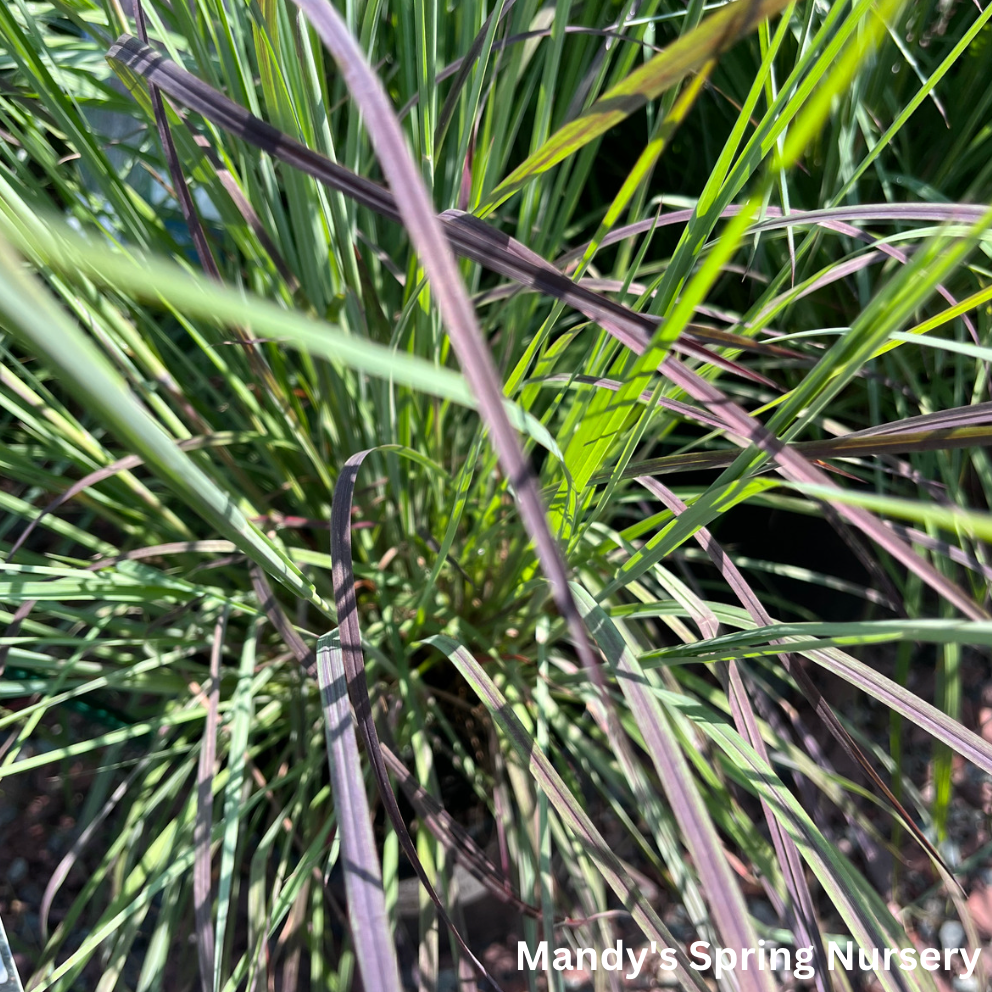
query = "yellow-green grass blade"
xmin=481 ymin=0 xmax=794 ymax=216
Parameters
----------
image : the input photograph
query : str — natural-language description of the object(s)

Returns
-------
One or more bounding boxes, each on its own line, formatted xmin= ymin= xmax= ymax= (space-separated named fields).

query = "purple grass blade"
xmin=40 ymin=757 xmax=153 ymax=941
xmin=185 ymin=131 xmax=299 ymax=292
xmin=105 ymin=41 xmax=778 ymax=391
xmin=650 ymin=353 xmax=990 ymax=622
xmin=0 ymin=600 xmax=36 ymax=679
xmin=134 ymin=0 xmax=307 ymax=403
xmin=379 ymin=744 xmax=539 ymax=918
xmin=426 ymin=634 xmax=713 ymax=992
xmin=0 ymin=434 xmax=242 ymax=678
xmin=435 ymin=208 xmax=779 ymax=388
xmin=249 ymin=564 xmax=536 ymax=923
xmin=856 ymin=400 xmax=992 ymax=435
xmin=678 ymin=322 xmax=805 ymax=358
xmin=330 ymin=450 xmax=504 ymax=990
xmin=5 ymin=433 xmax=237 ymax=564
xmin=576 ymin=589 xmax=778 ymax=992
xmin=672 ymin=617 xmax=992 ymax=776
xmin=805 ymin=642 xmax=992 ymax=774
xmin=749 ymin=202 xmax=990 ymax=229
xmin=634 ymin=479 xmax=828 ymax=992
xmin=474 ymin=276 xmax=807 ymax=356
xmin=315 ymin=630 xmax=404 ymax=992
xmin=133 ymin=0 xmax=220 ymax=281
xmin=558 ymin=204 xmax=979 ymax=338
xmin=433 ymin=0 xmax=519 ymax=149
xmin=636 ymin=474 xmax=956 ymax=877
xmin=610 ymin=422 xmax=992 ymax=480
xmin=536 ymin=373 xmax=732 ymax=431
xmin=403 ymin=23 xmax=670 ymax=122
xmin=249 ymin=564 xmax=319 ymax=680
xmin=884 ymin=520 xmax=992 ymax=583
xmin=87 ymin=540 xmax=237 ymax=570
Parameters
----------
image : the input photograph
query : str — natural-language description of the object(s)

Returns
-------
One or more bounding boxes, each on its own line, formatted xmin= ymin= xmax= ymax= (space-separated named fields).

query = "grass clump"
xmin=2 ymin=0 xmax=992 ymax=990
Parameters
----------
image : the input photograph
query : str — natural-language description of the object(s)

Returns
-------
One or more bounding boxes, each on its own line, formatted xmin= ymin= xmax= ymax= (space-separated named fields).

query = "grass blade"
xmin=328 ymin=449 xmax=503 ymax=990
xmin=423 ymin=632 xmax=712 ymax=992
xmin=132 ymin=0 xmax=220 ymax=281
xmin=633 ymin=479 xmax=829 ymax=989
xmin=315 ymin=630 xmax=403 ymax=992
xmin=481 ymin=0 xmax=793 ymax=214
xmin=0 ymin=232 xmax=331 ymax=615
xmin=104 ymin=39 xmax=755 ymax=392
xmin=193 ymin=609 xmax=226 ymax=992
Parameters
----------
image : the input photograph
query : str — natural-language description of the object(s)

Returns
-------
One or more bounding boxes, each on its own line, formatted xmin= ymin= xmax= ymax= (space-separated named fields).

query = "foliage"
xmin=1 ymin=0 xmax=992 ymax=989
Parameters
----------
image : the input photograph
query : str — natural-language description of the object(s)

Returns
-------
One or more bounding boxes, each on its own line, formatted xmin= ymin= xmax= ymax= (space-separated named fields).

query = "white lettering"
xmin=690 ymin=941 xmax=711 ymax=971
xmin=576 ymin=948 xmax=597 ymax=972
xmin=770 ymin=947 xmax=790 ymax=972
xmin=626 ymin=946 xmax=648 ymax=980
xmin=829 ymin=942 xmax=854 ymax=971
xmin=859 ymin=948 xmax=879 ymax=971
xmin=899 ymin=947 xmax=918 ymax=971
xmin=715 ymin=948 xmax=737 ymax=980
xmin=518 ymin=941 xmax=547 ymax=972
xmin=602 ymin=942 xmax=623 ymax=971
xmin=517 ymin=938 xmax=981 ymax=981
xmin=959 ymin=948 xmax=981 ymax=981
